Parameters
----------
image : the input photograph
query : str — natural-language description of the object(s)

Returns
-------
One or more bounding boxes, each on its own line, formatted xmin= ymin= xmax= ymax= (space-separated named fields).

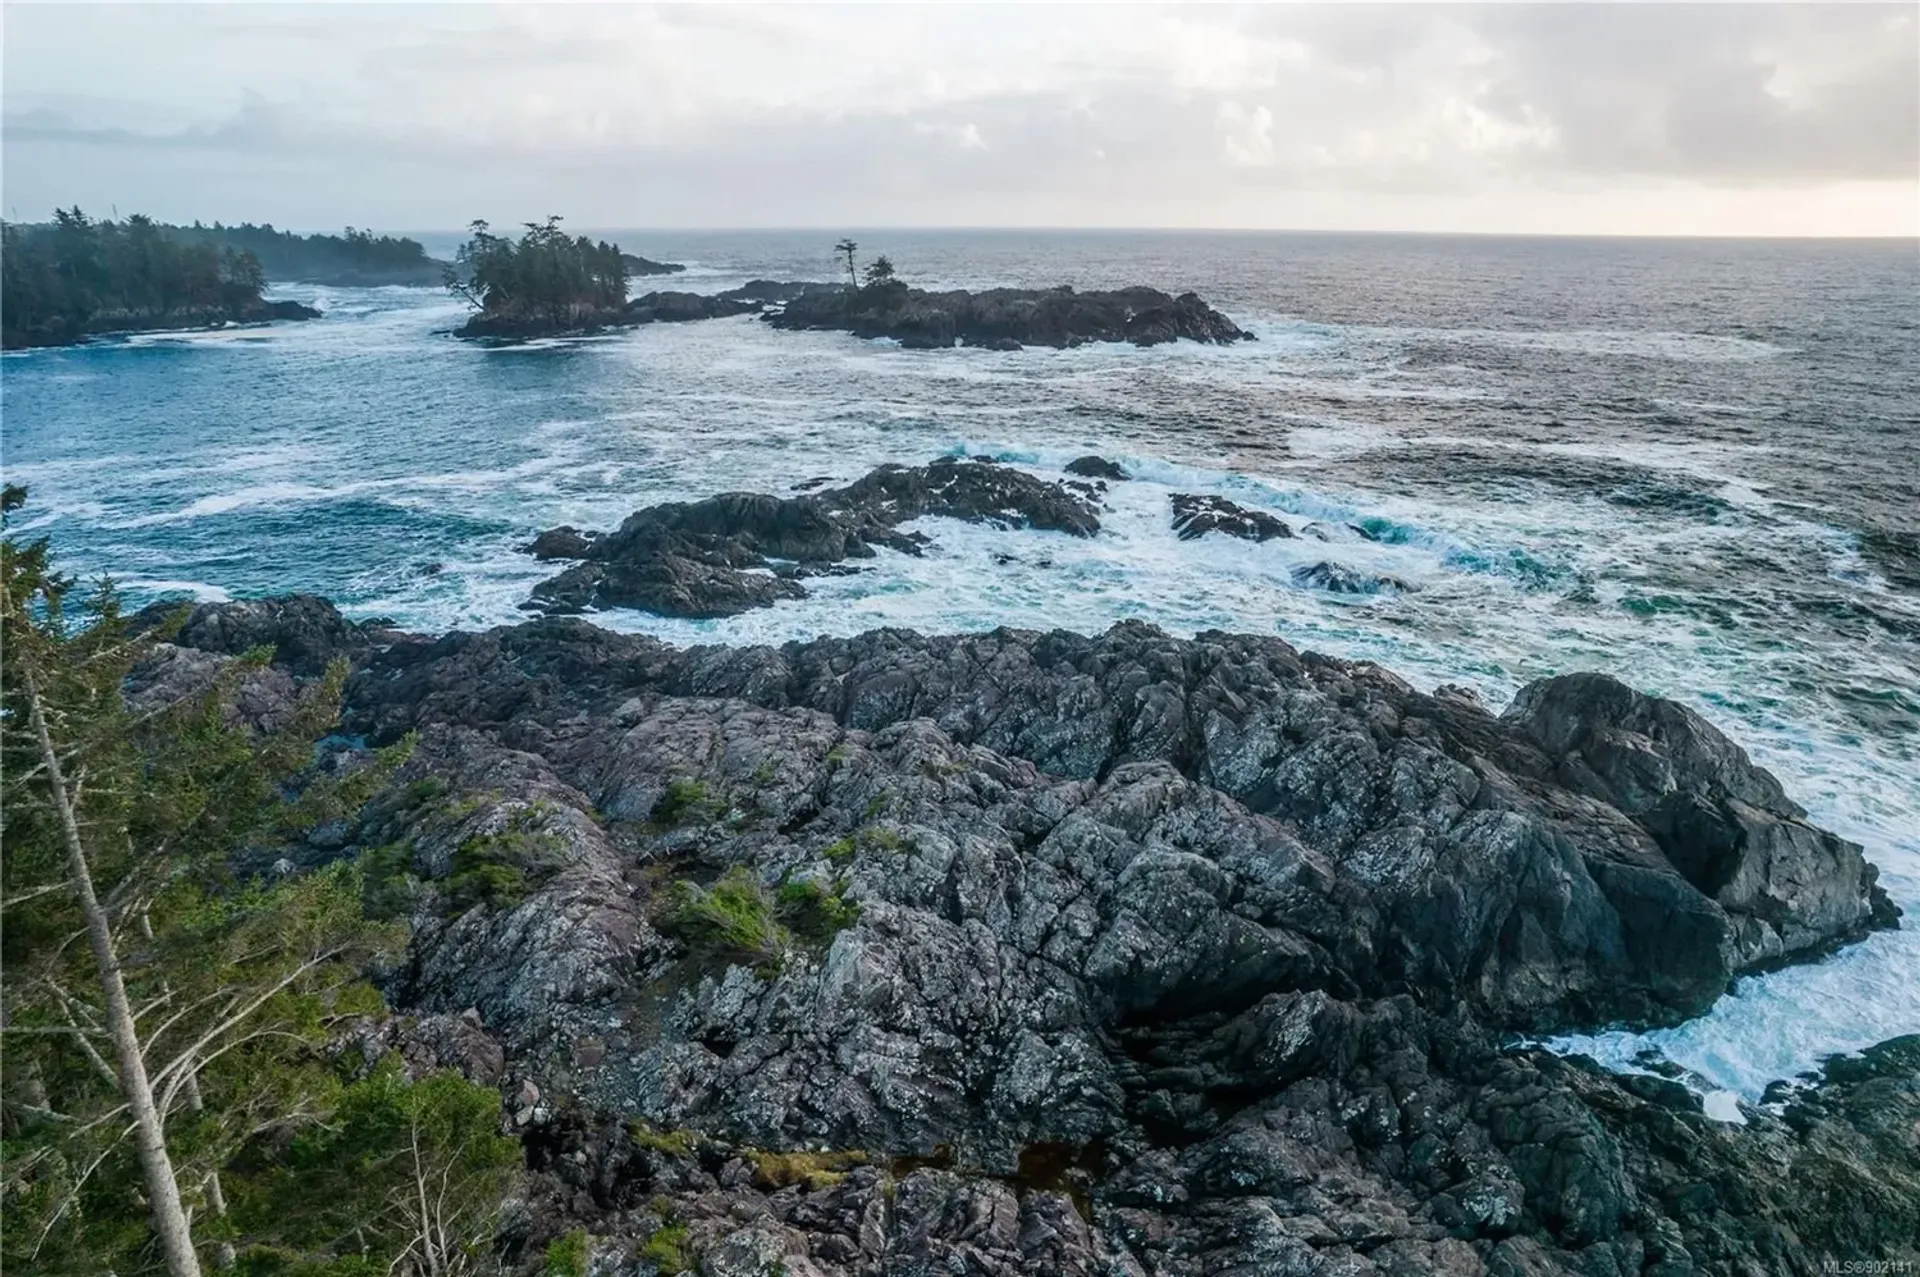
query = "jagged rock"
xmin=524 ymin=526 xmax=599 ymax=560
xmin=1169 ymin=494 xmax=1292 ymax=542
xmin=1067 ymin=455 xmax=1131 ymax=481
xmin=132 ymin=592 xmax=372 ymax=675
xmin=1292 ymin=561 xmax=1415 ymax=594
xmin=153 ymin=596 xmax=1912 ymax=1275
xmin=627 ymin=292 xmax=763 ymax=324
xmin=522 ymin=458 xmax=1100 ymax=617
xmin=622 ymin=252 xmax=686 ymax=277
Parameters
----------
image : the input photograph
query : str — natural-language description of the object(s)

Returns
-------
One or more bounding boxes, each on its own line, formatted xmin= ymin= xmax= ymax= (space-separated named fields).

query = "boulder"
xmin=1291 ymin=561 xmax=1415 ymax=594
xmin=1170 ymin=494 xmax=1292 ymax=542
xmin=1066 ymin=455 xmax=1131 ymax=481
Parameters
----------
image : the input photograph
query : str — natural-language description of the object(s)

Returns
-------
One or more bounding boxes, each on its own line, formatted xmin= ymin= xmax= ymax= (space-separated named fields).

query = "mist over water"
xmin=5 ymin=230 xmax=1916 ymax=1106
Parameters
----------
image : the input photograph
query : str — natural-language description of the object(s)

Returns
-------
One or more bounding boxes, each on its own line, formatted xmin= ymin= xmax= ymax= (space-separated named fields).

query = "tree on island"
xmin=446 ymin=215 xmax=629 ymax=333
xmin=863 ymin=255 xmax=897 ymax=286
xmin=834 ymin=238 xmax=860 ymax=288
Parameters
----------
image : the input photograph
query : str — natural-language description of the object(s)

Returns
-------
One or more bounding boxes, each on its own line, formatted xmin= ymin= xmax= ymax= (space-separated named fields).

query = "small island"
xmin=768 ymin=242 xmax=1254 ymax=348
xmin=1 ymin=208 xmax=320 ymax=351
xmin=448 ymin=217 xmax=665 ymax=341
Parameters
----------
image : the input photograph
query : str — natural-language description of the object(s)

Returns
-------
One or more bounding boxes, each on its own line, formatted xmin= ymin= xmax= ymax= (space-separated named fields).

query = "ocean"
xmin=4 ymin=229 xmax=1916 ymax=1111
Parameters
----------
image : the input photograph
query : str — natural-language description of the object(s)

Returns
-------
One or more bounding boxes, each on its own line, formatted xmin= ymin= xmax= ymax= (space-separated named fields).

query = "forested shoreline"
xmin=162 ymin=221 xmax=448 ymax=286
xmin=2 ymin=209 xmax=318 ymax=350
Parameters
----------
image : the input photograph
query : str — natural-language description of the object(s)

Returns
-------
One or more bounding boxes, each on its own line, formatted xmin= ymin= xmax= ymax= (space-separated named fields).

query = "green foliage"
xmin=629 ymin=1122 xmax=699 ymax=1159
xmin=0 ymin=492 xmax=502 ymax=1277
xmin=2 ymin=208 xmax=273 ymax=349
xmin=445 ymin=815 xmax=570 ymax=914
xmin=822 ymin=836 xmax=857 ymax=865
xmin=863 ymin=255 xmax=897 ymax=286
xmin=746 ymin=1148 xmax=868 ymax=1191
xmin=775 ymin=878 xmax=862 ymax=943
xmin=544 ymin=1228 xmax=592 ymax=1277
xmin=637 ymin=1220 xmax=692 ymax=1274
xmin=658 ymin=869 xmax=789 ymax=967
xmin=229 ymin=1062 xmax=520 ymax=1276
xmin=448 ymin=216 xmax=628 ymax=325
xmin=650 ymin=778 xmax=712 ymax=827
xmin=657 ymin=866 xmax=861 ymax=968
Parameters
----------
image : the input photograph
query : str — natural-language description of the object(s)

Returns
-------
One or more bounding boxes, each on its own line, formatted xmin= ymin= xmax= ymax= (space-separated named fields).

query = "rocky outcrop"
xmin=1171 ymin=493 xmax=1293 ymax=542
xmin=1067 ymin=455 xmax=1131 ymax=481
xmin=522 ymin=459 xmax=1101 ymax=617
xmin=3 ymin=298 xmax=321 ymax=350
xmin=131 ymin=592 xmax=375 ymax=676
xmin=1293 ymin=561 xmax=1417 ymax=595
xmin=149 ymin=599 xmax=1911 ymax=1275
xmin=626 ymin=292 xmax=764 ymax=324
xmin=622 ymin=253 xmax=687 ymax=277
xmin=766 ymin=282 xmax=1255 ymax=349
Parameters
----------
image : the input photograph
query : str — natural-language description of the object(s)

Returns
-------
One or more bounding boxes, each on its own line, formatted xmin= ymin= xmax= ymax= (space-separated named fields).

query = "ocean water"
xmin=5 ymin=230 xmax=1917 ymax=1110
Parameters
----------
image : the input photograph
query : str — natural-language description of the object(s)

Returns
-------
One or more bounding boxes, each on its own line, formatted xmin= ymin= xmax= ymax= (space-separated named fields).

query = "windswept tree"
xmin=0 ymin=487 xmax=459 ymax=1276
xmin=863 ymin=255 xmax=897 ymax=287
xmin=834 ymin=238 xmax=859 ymax=288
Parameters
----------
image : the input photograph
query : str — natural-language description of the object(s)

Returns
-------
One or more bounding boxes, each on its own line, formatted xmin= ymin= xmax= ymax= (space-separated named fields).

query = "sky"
xmin=3 ymin=2 xmax=1916 ymax=237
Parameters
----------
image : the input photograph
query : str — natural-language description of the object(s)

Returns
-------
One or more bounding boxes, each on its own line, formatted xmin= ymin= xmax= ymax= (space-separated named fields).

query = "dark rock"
xmin=1169 ymin=494 xmax=1292 ymax=542
xmin=523 ymin=526 xmax=599 ymax=561
xmin=1067 ymin=455 xmax=1131 ymax=481
xmin=453 ymin=304 xmax=639 ymax=342
xmin=621 ymin=252 xmax=687 ymax=277
xmin=625 ymin=291 xmax=763 ymax=324
xmin=716 ymin=280 xmax=840 ymax=305
xmin=132 ymin=592 xmax=371 ymax=676
xmin=1292 ymin=561 xmax=1416 ymax=594
xmin=522 ymin=458 xmax=1100 ymax=617
xmin=767 ymin=282 xmax=1252 ymax=349
xmin=145 ymin=597 xmax=1913 ymax=1274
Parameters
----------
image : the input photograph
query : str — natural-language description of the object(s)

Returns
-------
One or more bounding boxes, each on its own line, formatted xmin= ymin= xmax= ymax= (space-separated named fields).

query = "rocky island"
xmin=95 ymin=587 xmax=1912 ymax=1276
xmin=1 ymin=208 xmax=321 ymax=349
xmin=766 ymin=279 xmax=1254 ymax=349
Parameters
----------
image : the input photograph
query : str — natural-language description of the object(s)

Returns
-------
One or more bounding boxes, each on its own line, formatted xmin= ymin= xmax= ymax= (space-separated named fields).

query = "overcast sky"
xmin=4 ymin=2 xmax=1915 ymax=236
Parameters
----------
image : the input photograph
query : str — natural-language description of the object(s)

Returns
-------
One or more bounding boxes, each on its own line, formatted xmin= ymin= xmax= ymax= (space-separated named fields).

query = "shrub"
xmin=651 ymin=779 xmax=712 ymax=827
xmin=658 ymin=868 xmax=788 ymax=965
xmin=776 ymin=878 xmax=861 ymax=943
xmin=638 ymin=1221 xmax=692 ymax=1274
xmin=746 ymin=1149 xmax=868 ymax=1191
xmin=544 ymin=1229 xmax=592 ymax=1277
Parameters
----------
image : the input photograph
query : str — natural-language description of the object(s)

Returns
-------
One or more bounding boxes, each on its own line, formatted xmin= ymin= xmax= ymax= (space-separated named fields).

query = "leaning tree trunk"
xmin=23 ymin=669 xmax=204 ymax=1277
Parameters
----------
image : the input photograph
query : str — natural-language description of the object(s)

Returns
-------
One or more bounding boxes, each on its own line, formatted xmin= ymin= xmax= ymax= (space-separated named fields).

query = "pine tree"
xmin=0 ymin=487 xmax=413 ymax=1274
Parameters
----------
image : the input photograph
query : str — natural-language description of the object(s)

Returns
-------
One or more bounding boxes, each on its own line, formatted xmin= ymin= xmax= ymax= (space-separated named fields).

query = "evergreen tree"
xmin=1 ymin=489 xmax=510 ymax=1276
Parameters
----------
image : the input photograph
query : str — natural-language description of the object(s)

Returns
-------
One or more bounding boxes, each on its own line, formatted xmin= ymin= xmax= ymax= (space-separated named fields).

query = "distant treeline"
xmin=1 ymin=208 xmax=308 ymax=350
xmin=164 ymin=220 xmax=447 ymax=285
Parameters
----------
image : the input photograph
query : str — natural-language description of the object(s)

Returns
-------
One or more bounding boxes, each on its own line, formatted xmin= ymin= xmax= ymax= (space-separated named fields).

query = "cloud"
xmin=2 ymin=3 xmax=1912 ymax=233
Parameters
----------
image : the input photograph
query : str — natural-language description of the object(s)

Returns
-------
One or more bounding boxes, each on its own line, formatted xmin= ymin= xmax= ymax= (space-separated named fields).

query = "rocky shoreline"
xmin=128 ymin=591 xmax=1914 ymax=1276
xmin=3 ymin=297 xmax=321 ymax=350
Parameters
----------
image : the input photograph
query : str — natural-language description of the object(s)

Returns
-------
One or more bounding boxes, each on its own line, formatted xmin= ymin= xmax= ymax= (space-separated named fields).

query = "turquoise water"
xmin=4 ymin=230 xmax=1917 ymax=1104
